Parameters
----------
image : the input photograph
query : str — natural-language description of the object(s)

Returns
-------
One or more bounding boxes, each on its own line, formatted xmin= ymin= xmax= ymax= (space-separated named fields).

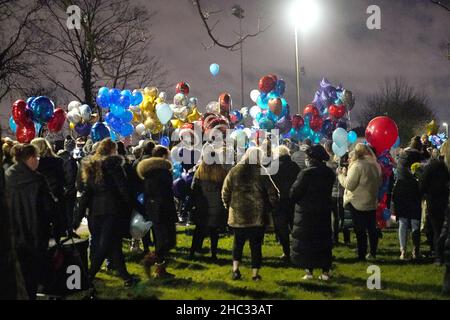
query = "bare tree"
xmin=358 ymin=78 xmax=435 ymax=144
xmin=0 ymin=0 xmax=43 ymax=101
xmin=192 ymin=0 xmax=271 ymax=51
xmin=431 ymin=0 xmax=450 ymax=11
xmin=33 ymin=0 xmax=166 ymax=116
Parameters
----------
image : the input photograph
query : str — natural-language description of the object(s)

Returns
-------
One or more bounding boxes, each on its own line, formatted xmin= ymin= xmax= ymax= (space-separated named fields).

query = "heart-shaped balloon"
xmin=268 ymin=98 xmax=282 ymax=116
xmin=16 ymin=120 xmax=36 ymax=143
xmin=12 ymin=100 xmax=29 ymax=125
xmin=328 ymin=104 xmax=346 ymax=119
xmin=47 ymin=108 xmax=67 ymax=133
xmin=291 ymin=115 xmax=304 ymax=129
xmin=309 ymin=114 xmax=324 ymax=132
xmin=303 ymin=104 xmax=320 ymax=117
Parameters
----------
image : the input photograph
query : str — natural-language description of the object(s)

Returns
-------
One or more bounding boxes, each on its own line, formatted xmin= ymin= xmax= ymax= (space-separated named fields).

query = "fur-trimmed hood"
xmin=137 ymin=157 xmax=172 ymax=179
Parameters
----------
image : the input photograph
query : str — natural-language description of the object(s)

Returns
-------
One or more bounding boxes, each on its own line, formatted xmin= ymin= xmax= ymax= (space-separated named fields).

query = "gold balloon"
xmin=171 ymin=119 xmax=184 ymax=129
xmin=426 ymin=120 xmax=439 ymax=136
xmin=132 ymin=111 xmax=142 ymax=123
xmin=144 ymin=117 xmax=156 ymax=130
xmin=151 ymin=123 xmax=163 ymax=134
xmin=187 ymin=107 xmax=201 ymax=122
xmin=69 ymin=122 xmax=75 ymax=129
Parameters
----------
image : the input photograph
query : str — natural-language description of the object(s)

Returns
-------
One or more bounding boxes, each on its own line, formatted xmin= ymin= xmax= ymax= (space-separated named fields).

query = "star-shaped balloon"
xmin=426 ymin=120 xmax=439 ymax=136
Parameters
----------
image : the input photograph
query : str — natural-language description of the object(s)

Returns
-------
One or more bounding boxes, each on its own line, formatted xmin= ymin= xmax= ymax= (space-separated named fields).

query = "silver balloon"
xmin=67 ymin=109 xmax=82 ymax=124
xmin=206 ymin=101 xmax=220 ymax=114
xmin=130 ymin=211 xmax=152 ymax=240
xmin=68 ymin=101 xmax=82 ymax=112
xmin=79 ymin=104 xmax=92 ymax=122
xmin=342 ymin=90 xmax=355 ymax=111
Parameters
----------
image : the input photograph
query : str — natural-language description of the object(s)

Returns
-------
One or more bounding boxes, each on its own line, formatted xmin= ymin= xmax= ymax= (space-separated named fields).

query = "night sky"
xmin=1 ymin=0 xmax=449 ymax=129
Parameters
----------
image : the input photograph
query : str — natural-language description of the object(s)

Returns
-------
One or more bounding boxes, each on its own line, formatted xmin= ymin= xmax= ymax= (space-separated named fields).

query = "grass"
xmin=69 ymin=226 xmax=449 ymax=300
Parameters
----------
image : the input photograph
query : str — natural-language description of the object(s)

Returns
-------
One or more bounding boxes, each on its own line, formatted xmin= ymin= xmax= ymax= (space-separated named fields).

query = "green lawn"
xmin=71 ymin=226 xmax=449 ymax=300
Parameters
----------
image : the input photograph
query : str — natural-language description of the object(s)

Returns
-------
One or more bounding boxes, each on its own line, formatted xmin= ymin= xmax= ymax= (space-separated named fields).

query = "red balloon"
xmin=12 ymin=100 xmax=29 ymax=125
xmin=218 ymin=92 xmax=232 ymax=115
xmin=291 ymin=115 xmax=304 ymax=129
xmin=309 ymin=114 xmax=323 ymax=132
xmin=267 ymin=74 xmax=278 ymax=83
xmin=176 ymin=82 xmax=190 ymax=95
xmin=47 ymin=108 xmax=67 ymax=133
xmin=328 ymin=104 xmax=346 ymax=119
xmin=303 ymin=104 xmax=319 ymax=117
xmin=181 ymin=122 xmax=194 ymax=130
xmin=258 ymin=76 xmax=276 ymax=93
xmin=365 ymin=116 xmax=399 ymax=154
xmin=16 ymin=120 xmax=36 ymax=143
xmin=268 ymin=98 xmax=282 ymax=116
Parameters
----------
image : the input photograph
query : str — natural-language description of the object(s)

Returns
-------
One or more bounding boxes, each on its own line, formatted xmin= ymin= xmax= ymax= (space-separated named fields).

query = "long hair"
xmin=10 ymin=144 xmax=38 ymax=164
xmin=81 ymin=138 xmax=117 ymax=184
xmin=351 ymin=143 xmax=370 ymax=162
xmin=31 ymin=138 xmax=56 ymax=158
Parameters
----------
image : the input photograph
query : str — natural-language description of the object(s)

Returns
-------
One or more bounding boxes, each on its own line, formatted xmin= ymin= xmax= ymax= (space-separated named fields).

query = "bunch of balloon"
xmin=248 ymin=74 xmax=291 ymax=134
xmin=67 ymin=101 xmax=93 ymax=137
xmin=133 ymin=86 xmax=164 ymax=136
xmin=170 ymin=82 xmax=202 ymax=131
xmin=10 ymin=96 xmax=63 ymax=143
xmin=96 ymin=87 xmax=143 ymax=140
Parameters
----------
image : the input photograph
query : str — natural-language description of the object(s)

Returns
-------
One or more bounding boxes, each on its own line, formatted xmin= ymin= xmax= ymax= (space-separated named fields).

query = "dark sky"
xmin=1 ymin=0 xmax=449 ymax=129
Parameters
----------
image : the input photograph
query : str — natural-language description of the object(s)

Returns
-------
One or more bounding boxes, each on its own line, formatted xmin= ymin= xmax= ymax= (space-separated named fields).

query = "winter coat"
xmin=291 ymin=149 xmax=308 ymax=170
xmin=5 ymin=163 xmax=56 ymax=251
xmin=397 ymin=148 xmax=425 ymax=173
xmin=136 ymin=157 xmax=178 ymax=225
xmin=57 ymin=150 xmax=78 ymax=198
xmin=392 ymin=151 xmax=422 ymax=220
xmin=271 ymin=155 xmax=300 ymax=219
xmin=420 ymin=159 xmax=450 ymax=218
xmin=221 ymin=163 xmax=279 ymax=228
xmin=290 ymin=161 xmax=335 ymax=269
xmin=326 ymin=159 xmax=344 ymax=198
xmin=75 ymin=155 xmax=130 ymax=227
xmin=191 ymin=177 xmax=227 ymax=228
xmin=338 ymin=158 xmax=382 ymax=212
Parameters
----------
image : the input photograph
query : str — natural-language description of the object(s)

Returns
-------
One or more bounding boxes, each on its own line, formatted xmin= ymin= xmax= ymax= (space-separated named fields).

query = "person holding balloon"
xmin=338 ymin=144 xmax=382 ymax=261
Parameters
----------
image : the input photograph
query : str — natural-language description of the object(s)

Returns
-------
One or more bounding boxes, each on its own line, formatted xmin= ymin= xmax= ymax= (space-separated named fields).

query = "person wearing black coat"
xmin=290 ymin=145 xmax=335 ymax=280
xmin=420 ymin=151 xmax=450 ymax=263
xmin=189 ymin=160 xmax=228 ymax=261
xmin=31 ymin=138 xmax=67 ymax=238
xmin=74 ymin=139 xmax=139 ymax=287
xmin=4 ymin=144 xmax=56 ymax=299
xmin=271 ymin=146 xmax=300 ymax=261
xmin=392 ymin=149 xmax=422 ymax=260
xmin=137 ymin=146 xmax=178 ymax=278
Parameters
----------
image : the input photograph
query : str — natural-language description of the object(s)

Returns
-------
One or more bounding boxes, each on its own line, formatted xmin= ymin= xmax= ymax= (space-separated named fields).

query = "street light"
xmin=443 ymin=122 xmax=448 ymax=137
xmin=232 ymin=5 xmax=245 ymax=110
xmin=288 ymin=0 xmax=320 ymax=114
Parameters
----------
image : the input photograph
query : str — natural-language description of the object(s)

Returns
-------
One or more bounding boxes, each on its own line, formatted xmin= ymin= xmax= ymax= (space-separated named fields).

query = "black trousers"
xmin=88 ymin=215 xmax=130 ymax=281
xmin=272 ymin=214 xmax=291 ymax=257
xmin=232 ymin=227 xmax=265 ymax=269
xmin=190 ymin=225 xmax=220 ymax=256
xmin=350 ymin=206 xmax=378 ymax=259
xmin=16 ymin=246 xmax=46 ymax=300
xmin=331 ymin=197 xmax=350 ymax=243
xmin=153 ymin=223 xmax=176 ymax=264
xmin=430 ymin=215 xmax=445 ymax=260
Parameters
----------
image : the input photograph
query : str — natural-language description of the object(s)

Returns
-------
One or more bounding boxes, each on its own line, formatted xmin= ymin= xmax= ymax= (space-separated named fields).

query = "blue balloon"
xmin=160 ymin=136 xmax=170 ymax=148
xmin=105 ymin=113 xmax=123 ymax=132
xmin=259 ymin=117 xmax=275 ymax=130
xmin=210 ymin=63 xmax=220 ymax=76
xmin=267 ymin=91 xmax=280 ymax=100
xmin=110 ymin=103 xmax=125 ymax=117
xmin=255 ymin=112 xmax=264 ymax=122
xmin=393 ymin=136 xmax=401 ymax=149
xmin=137 ymin=193 xmax=144 ymax=205
xmin=119 ymin=110 xmax=133 ymax=122
xmin=90 ymin=122 xmax=110 ymax=142
xmin=383 ymin=208 xmax=391 ymax=221
xmin=109 ymin=88 xmax=121 ymax=105
xmin=321 ymin=119 xmax=333 ymax=139
xmin=332 ymin=142 xmax=347 ymax=157
xmin=131 ymin=91 xmax=143 ymax=106
xmin=9 ymin=116 xmax=17 ymax=133
xmin=348 ymin=131 xmax=358 ymax=144
xmin=118 ymin=94 xmax=131 ymax=109
xmin=110 ymin=129 xmax=118 ymax=141
xmin=98 ymin=87 xmax=109 ymax=96
xmin=257 ymin=95 xmax=269 ymax=110
xmin=333 ymin=128 xmax=348 ymax=148
xmin=119 ymin=122 xmax=134 ymax=137
xmin=26 ymin=96 xmax=36 ymax=106
xmin=275 ymin=79 xmax=286 ymax=96
xmin=121 ymin=90 xmax=132 ymax=101
xmin=96 ymin=94 xmax=110 ymax=109
xmin=30 ymin=96 xmax=54 ymax=123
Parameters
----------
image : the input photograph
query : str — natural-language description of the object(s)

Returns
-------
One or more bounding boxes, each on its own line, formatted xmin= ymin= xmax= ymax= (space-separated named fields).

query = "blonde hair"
xmin=194 ymin=161 xmax=227 ymax=183
xmin=351 ymin=143 xmax=369 ymax=162
xmin=274 ymin=145 xmax=291 ymax=159
xmin=81 ymin=138 xmax=117 ymax=184
xmin=440 ymin=141 xmax=450 ymax=170
xmin=241 ymin=147 xmax=264 ymax=165
xmin=31 ymin=138 xmax=56 ymax=158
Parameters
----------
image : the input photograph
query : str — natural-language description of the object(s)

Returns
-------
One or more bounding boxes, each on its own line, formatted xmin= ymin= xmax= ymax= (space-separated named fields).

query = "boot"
xmin=142 ymin=252 xmax=157 ymax=279
xmin=154 ymin=261 xmax=175 ymax=279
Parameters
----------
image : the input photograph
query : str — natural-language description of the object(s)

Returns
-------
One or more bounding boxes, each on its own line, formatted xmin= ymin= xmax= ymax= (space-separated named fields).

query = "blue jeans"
xmin=398 ymin=218 xmax=420 ymax=251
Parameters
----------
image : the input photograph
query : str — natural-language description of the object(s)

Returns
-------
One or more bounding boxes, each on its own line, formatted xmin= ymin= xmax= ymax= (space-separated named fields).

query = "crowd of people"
xmin=1 ymin=127 xmax=450 ymax=300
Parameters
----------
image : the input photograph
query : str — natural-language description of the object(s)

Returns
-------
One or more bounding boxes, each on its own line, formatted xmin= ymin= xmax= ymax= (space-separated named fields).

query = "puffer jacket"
xmin=221 ymin=163 xmax=279 ymax=228
xmin=191 ymin=177 xmax=227 ymax=228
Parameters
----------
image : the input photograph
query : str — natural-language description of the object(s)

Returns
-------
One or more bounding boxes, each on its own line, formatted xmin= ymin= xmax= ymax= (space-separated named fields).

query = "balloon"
xmin=16 ymin=121 xmax=36 ymax=143
xmin=218 ymin=92 xmax=232 ymax=115
xmin=90 ymin=122 xmax=110 ymax=142
xmin=291 ymin=115 xmax=304 ymax=129
xmin=176 ymin=82 xmax=190 ymax=95
xmin=121 ymin=90 xmax=132 ymax=102
xmin=160 ymin=136 xmax=170 ymax=148
xmin=69 ymin=122 xmax=75 ymax=130
xmin=12 ymin=100 xmax=29 ymax=125
xmin=189 ymin=97 xmax=198 ymax=108
xmin=249 ymin=106 xmax=262 ymax=119
xmin=98 ymin=87 xmax=109 ymax=96
xmin=258 ymin=117 xmax=275 ymax=130
xmin=118 ymin=122 xmax=134 ymax=137
xmin=74 ymin=122 xmax=92 ymax=137
xmin=130 ymin=212 xmax=152 ymax=240
xmin=268 ymin=98 xmax=282 ymax=116
xmin=144 ymin=87 xmax=158 ymax=98
xmin=67 ymin=109 xmax=82 ymax=124
xmin=96 ymin=94 xmax=110 ymax=109
xmin=333 ymin=128 xmax=348 ymax=148
xmin=110 ymin=128 xmax=118 ymax=141
xmin=120 ymin=110 xmax=134 ymax=123
xmin=110 ymin=104 xmax=125 ymax=117
xmin=187 ymin=107 xmax=201 ymax=123
xmin=258 ymin=75 xmax=276 ymax=93
xmin=393 ymin=136 xmax=401 ymax=149
xmin=68 ymin=101 xmax=82 ymax=112
xmin=321 ymin=119 xmax=334 ymax=139
xmin=158 ymin=91 xmax=167 ymax=102
xmin=26 ymin=96 xmax=36 ymax=106
xmin=135 ymin=123 xmax=146 ymax=136
xmin=336 ymin=120 xmax=348 ymax=130
xmin=342 ymin=90 xmax=355 ymax=111
xmin=109 ymin=88 xmax=121 ymax=105
xmin=156 ymin=103 xmax=173 ymax=125
xmin=365 ymin=116 xmax=399 ymax=154
xmin=9 ymin=116 xmax=17 ymax=133
xmin=332 ymin=142 xmax=347 ymax=157
xmin=210 ymin=63 xmax=220 ymax=77
xmin=276 ymin=116 xmax=292 ymax=134
xmin=118 ymin=93 xmax=131 ymax=109
xmin=173 ymin=93 xmax=187 ymax=106
xmin=275 ymin=79 xmax=286 ymax=96
xmin=30 ymin=96 xmax=54 ymax=123
xmin=347 ymin=131 xmax=357 ymax=144
xmin=131 ymin=90 xmax=144 ymax=106
xmin=79 ymin=104 xmax=92 ymax=122
xmin=309 ymin=114 xmax=323 ymax=132
xmin=47 ymin=108 xmax=67 ymax=133
xmin=206 ymin=101 xmax=220 ymax=114
xmin=250 ymin=90 xmax=260 ymax=103
xmin=303 ymin=104 xmax=319 ymax=117
xmin=426 ymin=120 xmax=439 ymax=136
xmin=329 ymin=104 xmax=346 ymax=119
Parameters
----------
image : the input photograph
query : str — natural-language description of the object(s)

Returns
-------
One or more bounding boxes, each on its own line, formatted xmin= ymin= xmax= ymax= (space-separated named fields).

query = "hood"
xmin=137 ymin=158 xmax=172 ymax=179
xmin=5 ymin=163 xmax=43 ymax=188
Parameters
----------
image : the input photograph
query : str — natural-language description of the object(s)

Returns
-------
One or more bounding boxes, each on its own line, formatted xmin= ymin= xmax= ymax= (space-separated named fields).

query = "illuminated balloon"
xmin=210 ymin=63 xmax=220 ymax=77
xmin=135 ymin=123 xmax=146 ymax=136
xmin=47 ymin=108 xmax=67 ymax=133
xmin=30 ymin=96 xmax=54 ymax=123
xmin=333 ymin=128 xmax=348 ymax=148
xmin=176 ymin=82 xmax=190 ymax=95
xmin=250 ymin=90 xmax=260 ymax=103
xmin=90 ymin=122 xmax=110 ymax=142
xmin=68 ymin=101 xmax=82 ymax=112
xmin=12 ymin=100 xmax=29 ymax=125
xmin=347 ymin=131 xmax=357 ymax=144
xmin=9 ymin=116 xmax=17 ymax=133
xmin=258 ymin=75 xmax=276 ymax=93
xmin=156 ymin=103 xmax=173 ymax=125
xmin=365 ymin=116 xmax=399 ymax=154
xmin=79 ymin=104 xmax=92 ymax=122
xmin=16 ymin=121 xmax=35 ymax=143
xmin=332 ymin=142 xmax=347 ymax=157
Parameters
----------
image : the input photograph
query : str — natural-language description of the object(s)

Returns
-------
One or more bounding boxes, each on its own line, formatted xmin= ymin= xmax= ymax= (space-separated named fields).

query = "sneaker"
xmin=302 ymin=274 xmax=313 ymax=280
xmin=400 ymin=250 xmax=406 ymax=260
xmin=252 ymin=275 xmax=262 ymax=281
xmin=231 ymin=269 xmax=242 ymax=281
xmin=318 ymin=274 xmax=330 ymax=281
xmin=366 ymin=254 xmax=376 ymax=261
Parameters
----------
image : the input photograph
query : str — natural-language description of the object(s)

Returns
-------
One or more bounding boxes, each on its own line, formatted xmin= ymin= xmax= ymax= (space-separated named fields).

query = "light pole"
xmin=444 ymin=122 xmax=448 ymax=138
xmin=232 ymin=5 xmax=245 ymax=109
xmin=294 ymin=23 xmax=301 ymax=115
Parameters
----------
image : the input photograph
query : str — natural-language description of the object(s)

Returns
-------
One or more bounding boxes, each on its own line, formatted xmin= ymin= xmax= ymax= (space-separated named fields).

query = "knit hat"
xmin=306 ymin=144 xmax=330 ymax=162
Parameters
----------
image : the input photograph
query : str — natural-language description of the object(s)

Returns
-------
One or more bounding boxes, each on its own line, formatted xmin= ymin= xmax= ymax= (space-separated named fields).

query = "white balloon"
xmin=130 ymin=211 xmax=152 ymax=240
xmin=243 ymin=128 xmax=252 ymax=138
xmin=68 ymin=101 xmax=82 ymax=112
xmin=250 ymin=105 xmax=262 ymax=119
xmin=67 ymin=109 xmax=81 ymax=124
xmin=135 ymin=123 xmax=146 ymax=136
xmin=79 ymin=104 xmax=92 ymax=122
xmin=240 ymin=107 xmax=249 ymax=118
xmin=159 ymin=91 xmax=167 ymax=102
xmin=156 ymin=103 xmax=174 ymax=125
xmin=173 ymin=93 xmax=187 ymax=106
xmin=250 ymin=89 xmax=260 ymax=103
xmin=206 ymin=101 xmax=220 ymax=114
